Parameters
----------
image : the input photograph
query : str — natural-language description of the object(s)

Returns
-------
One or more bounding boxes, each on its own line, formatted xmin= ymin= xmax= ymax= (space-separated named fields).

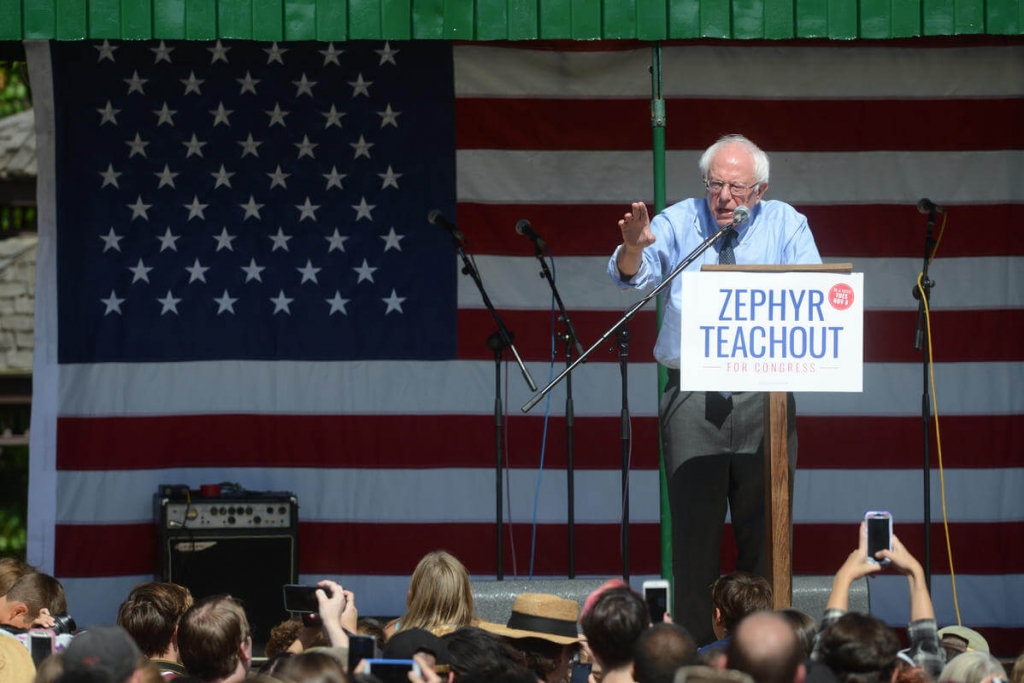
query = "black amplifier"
xmin=154 ymin=486 xmax=299 ymax=651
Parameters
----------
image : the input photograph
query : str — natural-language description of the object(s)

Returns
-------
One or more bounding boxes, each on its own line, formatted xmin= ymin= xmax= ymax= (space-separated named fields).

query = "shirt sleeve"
xmin=906 ymin=618 xmax=945 ymax=681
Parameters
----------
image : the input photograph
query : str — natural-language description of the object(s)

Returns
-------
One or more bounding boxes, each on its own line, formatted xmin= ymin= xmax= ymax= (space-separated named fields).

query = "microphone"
xmin=730 ymin=205 xmax=751 ymax=226
xmin=428 ymin=210 xmax=467 ymax=244
xmin=917 ymin=198 xmax=946 ymax=214
xmin=514 ymin=219 xmax=548 ymax=250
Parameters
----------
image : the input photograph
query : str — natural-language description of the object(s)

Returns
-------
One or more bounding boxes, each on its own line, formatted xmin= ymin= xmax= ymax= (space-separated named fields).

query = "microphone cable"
xmin=914 ymin=209 xmax=961 ymax=625
xmin=528 ymin=245 xmax=557 ymax=579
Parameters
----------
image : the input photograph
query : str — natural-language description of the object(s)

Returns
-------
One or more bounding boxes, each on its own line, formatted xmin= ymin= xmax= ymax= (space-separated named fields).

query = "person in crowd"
xmin=442 ymin=625 xmax=532 ymax=681
xmin=0 ymin=557 xmax=34 ymax=596
xmin=723 ymin=611 xmax=804 ymax=683
xmin=60 ymin=625 xmax=147 ymax=683
xmin=936 ymin=626 xmax=989 ymax=663
xmin=580 ymin=581 xmax=650 ymax=683
xmin=384 ymin=627 xmax=452 ymax=677
xmin=0 ymin=571 xmax=66 ymax=630
xmin=1011 ymin=652 xmax=1024 ymax=683
xmin=777 ymin=609 xmax=818 ymax=661
xmin=262 ymin=650 xmax=347 ymax=683
xmin=608 ymin=133 xmax=821 ymax=645
xmin=116 ymin=581 xmax=194 ymax=679
xmin=0 ymin=628 xmax=36 ymax=683
xmin=277 ymin=580 xmax=357 ymax=655
xmin=812 ymin=523 xmax=944 ymax=682
xmin=385 ymin=551 xmax=475 ymax=639
xmin=632 ymin=622 xmax=697 ymax=683
xmin=175 ymin=595 xmax=252 ymax=683
xmin=479 ymin=593 xmax=581 ymax=683
xmin=699 ymin=572 xmax=773 ymax=655
xmin=357 ymin=617 xmax=386 ymax=652
xmin=937 ymin=651 xmax=1007 ymax=683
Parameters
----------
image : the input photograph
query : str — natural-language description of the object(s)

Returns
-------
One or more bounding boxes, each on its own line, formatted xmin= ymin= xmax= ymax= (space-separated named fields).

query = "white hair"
xmin=938 ymin=651 xmax=1007 ymax=683
xmin=699 ymin=134 xmax=770 ymax=185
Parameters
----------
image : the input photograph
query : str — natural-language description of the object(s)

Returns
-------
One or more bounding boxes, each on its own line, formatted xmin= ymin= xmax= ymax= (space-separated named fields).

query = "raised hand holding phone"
xmin=865 ymin=511 xmax=893 ymax=565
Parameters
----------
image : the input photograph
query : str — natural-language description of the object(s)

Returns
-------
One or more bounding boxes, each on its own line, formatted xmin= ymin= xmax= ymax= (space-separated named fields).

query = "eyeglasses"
xmin=705 ymin=178 xmax=760 ymax=198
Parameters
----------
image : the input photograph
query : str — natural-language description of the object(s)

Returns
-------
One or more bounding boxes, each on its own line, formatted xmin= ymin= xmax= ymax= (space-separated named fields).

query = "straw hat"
xmin=478 ymin=593 xmax=581 ymax=645
xmin=937 ymin=625 xmax=989 ymax=654
xmin=0 ymin=632 xmax=36 ymax=683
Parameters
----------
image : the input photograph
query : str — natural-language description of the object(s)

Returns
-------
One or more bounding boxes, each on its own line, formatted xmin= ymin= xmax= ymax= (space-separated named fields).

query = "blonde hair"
xmin=395 ymin=550 xmax=474 ymax=637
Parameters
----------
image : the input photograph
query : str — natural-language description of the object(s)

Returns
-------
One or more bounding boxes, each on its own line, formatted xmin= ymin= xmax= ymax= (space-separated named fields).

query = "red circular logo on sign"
xmin=828 ymin=283 xmax=854 ymax=311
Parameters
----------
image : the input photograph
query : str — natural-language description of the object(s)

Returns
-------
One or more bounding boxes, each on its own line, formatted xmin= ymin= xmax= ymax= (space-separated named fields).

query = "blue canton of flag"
xmin=52 ymin=39 xmax=457 ymax=363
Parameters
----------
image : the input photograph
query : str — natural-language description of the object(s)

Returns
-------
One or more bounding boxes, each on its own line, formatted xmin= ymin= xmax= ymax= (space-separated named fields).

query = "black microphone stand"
xmin=912 ymin=209 xmax=938 ymax=591
xmin=522 ymin=220 xmax=743 ymax=579
xmin=530 ymin=242 xmax=585 ymax=577
xmin=451 ymin=235 xmax=537 ymax=581
xmin=616 ymin=325 xmax=631 ymax=581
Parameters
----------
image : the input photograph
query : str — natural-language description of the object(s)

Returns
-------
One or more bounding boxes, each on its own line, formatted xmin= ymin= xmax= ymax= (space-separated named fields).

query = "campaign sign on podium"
xmin=679 ymin=270 xmax=863 ymax=392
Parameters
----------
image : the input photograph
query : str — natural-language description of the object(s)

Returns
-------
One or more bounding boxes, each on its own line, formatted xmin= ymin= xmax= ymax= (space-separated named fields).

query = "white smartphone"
xmin=642 ymin=579 xmax=671 ymax=623
xmin=865 ymin=511 xmax=893 ymax=565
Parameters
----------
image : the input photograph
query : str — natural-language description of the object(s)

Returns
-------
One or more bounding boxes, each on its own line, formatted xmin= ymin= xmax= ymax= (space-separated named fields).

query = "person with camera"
xmin=0 ymin=571 xmax=67 ymax=631
xmin=812 ymin=523 xmax=944 ymax=682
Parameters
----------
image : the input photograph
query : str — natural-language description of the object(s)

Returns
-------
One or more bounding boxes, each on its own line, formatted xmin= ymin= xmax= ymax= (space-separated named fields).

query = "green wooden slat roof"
xmin=1 ymin=0 xmax=1022 ymax=40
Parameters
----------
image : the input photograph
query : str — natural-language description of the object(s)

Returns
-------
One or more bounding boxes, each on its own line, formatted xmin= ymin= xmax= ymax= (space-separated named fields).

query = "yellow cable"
xmin=917 ymin=210 xmax=961 ymax=625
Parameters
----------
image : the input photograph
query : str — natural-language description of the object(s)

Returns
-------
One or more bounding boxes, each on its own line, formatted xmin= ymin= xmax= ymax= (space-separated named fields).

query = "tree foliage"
xmin=0 ymin=62 xmax=32 ymax=117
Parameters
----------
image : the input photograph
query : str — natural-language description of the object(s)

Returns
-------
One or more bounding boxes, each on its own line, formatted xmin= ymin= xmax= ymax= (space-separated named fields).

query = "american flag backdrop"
xmin=25 ymin=38 xmax=1024 ymax=651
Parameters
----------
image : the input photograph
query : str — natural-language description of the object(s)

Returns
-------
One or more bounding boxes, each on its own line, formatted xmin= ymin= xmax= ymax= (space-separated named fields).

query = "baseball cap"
xmin=383 ymin=628 xmax=451 ymax=667
xmin=63 ymin=626 xmax=143 ymax=683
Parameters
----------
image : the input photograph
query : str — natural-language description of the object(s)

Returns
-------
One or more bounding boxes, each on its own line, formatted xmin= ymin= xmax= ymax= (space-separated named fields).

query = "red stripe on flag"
xmin=457 ymin=98 xmax=1024 ymax=152
xmin=56 ymin=414 xmax=1022 ymax=470
xmin=457 ymin=309 xmax=1024 ymax=364
xmin=53 ymin=521 xmax=1024 ymax=578
xmin=457 ymin=203 xmax=1024 ymax=258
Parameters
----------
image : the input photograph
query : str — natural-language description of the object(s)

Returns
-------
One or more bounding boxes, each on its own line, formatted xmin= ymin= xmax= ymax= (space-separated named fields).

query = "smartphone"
xmin=363 ymin=659 xmax=421 ymax=683
xmin=642 ymin=579 xmax=671 ymax=623
xmin=348 ymin=634 xmax=377 ymax=672
xmin=865 ymin=511 xmax=893 ymax=565
xmin=283 ymin=584 xmax=332 ymax=613
xmin=570 ymin=661 xmax=592 ymax=683
xmin=28 ymin=629 xmax=56 ymax=666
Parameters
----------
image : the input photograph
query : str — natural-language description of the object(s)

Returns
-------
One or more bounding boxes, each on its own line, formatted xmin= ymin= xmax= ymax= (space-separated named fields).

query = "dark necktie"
xmin=709 ymin=229 xmax=737 ymax=422
xmin=719 ymin=231 xmax=736 ymax=265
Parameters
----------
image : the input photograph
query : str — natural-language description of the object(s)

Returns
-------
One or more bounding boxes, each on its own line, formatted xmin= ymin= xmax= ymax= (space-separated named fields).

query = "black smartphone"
xmin=642 ymin=579 xmax=670 ymax=623
xmin=29 ymin=629 xmax=55 ymax=666
xmin=865 ymin=511 xmax=893 ymax=565
xmin=570 ymin=661 xmax=592 ymax=683
xmin=363 ymin=659 xmax=420 ymax=683
xmin=283 ymin=584 xmax=331 ymax=613
xmin=348 ymin=634 xmax=377 ymax=672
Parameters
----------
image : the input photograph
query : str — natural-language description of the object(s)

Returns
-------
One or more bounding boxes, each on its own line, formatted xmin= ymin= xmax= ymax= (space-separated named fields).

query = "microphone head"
xmin=427 ymin=209 xmax=442 ymax=225
xmin=732 ymin=205 xmax=751 ymax=225
xmin=917 ymin=198 xmax=945 ymax=214
xmin=515 ymin=219 xmax=531 ymax=235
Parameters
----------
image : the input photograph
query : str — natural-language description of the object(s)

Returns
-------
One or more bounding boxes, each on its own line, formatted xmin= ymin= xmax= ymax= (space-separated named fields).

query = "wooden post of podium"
xmin=703 ymin=262 xmax=853 ymax=609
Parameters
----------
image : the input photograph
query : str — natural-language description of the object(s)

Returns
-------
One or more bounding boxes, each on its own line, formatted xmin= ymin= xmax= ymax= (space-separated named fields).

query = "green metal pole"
xmin=650 ymin=43 xmax=672 ymax=582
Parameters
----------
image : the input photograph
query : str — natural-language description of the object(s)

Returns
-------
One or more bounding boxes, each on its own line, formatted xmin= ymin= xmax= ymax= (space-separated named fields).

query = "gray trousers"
xmin=659 ymin=379 xmax=797 ymax=646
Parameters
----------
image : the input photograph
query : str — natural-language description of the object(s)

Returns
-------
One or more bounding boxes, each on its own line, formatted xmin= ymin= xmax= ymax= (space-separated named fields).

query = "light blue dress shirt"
xmin=607 ymin=198 xmax=822 ymax=368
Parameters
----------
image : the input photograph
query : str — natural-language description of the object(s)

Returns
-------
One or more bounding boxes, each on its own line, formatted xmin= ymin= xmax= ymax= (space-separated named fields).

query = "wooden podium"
xmin=701 ymin=262 xmax=853 ymax=608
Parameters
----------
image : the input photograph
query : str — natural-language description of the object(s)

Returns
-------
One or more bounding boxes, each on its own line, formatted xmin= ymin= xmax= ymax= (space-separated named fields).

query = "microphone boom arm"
xmin=522 ymin=220 xmax=739 ymax=413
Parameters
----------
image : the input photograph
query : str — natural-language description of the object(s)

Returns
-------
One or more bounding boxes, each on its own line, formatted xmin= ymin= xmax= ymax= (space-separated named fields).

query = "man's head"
xmin=725 ymin=611 xmax=805 ymax=683
xmin=816 ymin=612 xmax=900 ymax=683
xmin=176 ymin=595 xmax=252 ymax=682
xmin=580 ymin=584 xmax=649 ymax=671
xmin=710 ymin=572 xmax=772 ymax=639
xmin=62 ymin=626 xmax=145 ymax=683
xmin=0 ymin=572 xmax=66 ymax=628
xmin=699 ymin=134 xmax=770 ymax=227
xmin=116 ymin=581 xmax=194 ymax=660
xmin=632 ymin=623 xmax=697 ymax=683
xmin=936 ymin=625 xmax=989 ymax=662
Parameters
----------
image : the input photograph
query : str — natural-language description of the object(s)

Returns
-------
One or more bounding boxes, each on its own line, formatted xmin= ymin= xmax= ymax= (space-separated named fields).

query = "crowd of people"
xmin=0 ymin=533 xmax=1022 ymax=683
